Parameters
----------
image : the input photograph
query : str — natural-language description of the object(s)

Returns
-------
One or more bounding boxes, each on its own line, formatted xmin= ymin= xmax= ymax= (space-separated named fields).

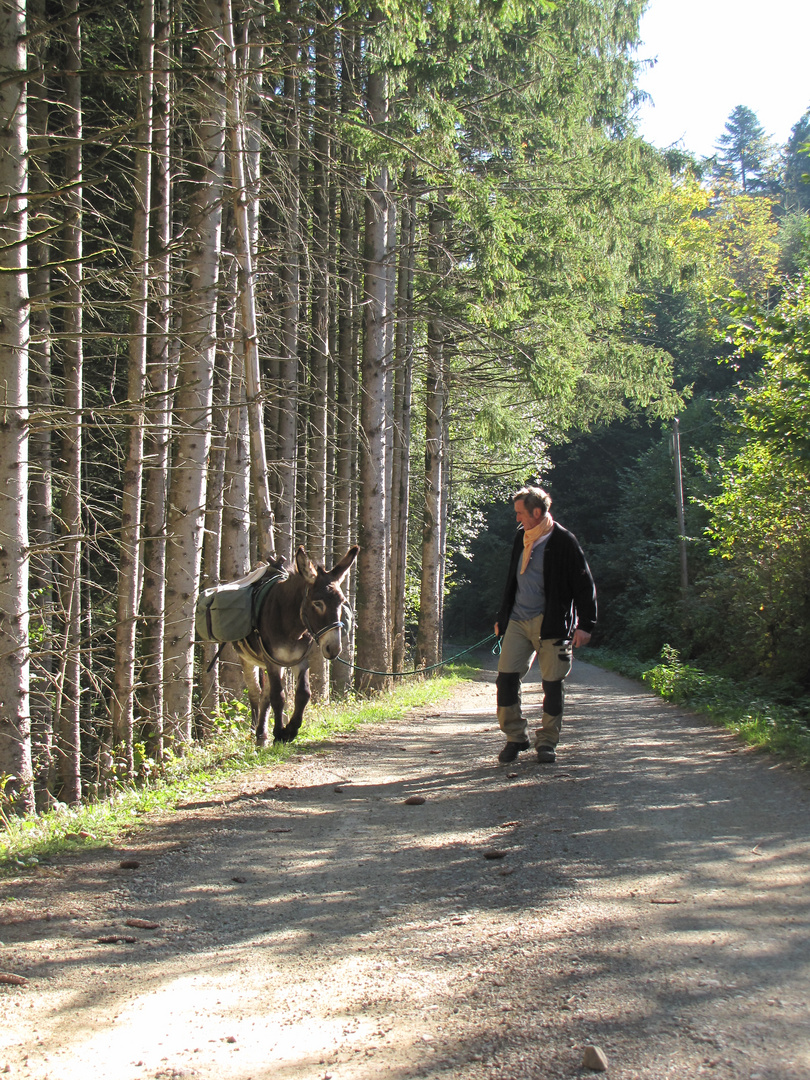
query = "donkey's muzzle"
xmin=319 ymin=627 xmax=343 ymax=660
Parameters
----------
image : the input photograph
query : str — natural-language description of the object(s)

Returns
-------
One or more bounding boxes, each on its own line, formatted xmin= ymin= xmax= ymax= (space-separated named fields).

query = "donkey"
xmin=233 ymin=544 xmax=359 ymax=746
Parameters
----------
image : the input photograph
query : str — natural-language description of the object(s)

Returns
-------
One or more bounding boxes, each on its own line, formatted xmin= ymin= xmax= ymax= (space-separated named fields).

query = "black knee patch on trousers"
xmin=542 ymin=679 xmax=563 ymax=717
xmin=496 ymin=671 xmax=521 ymax=707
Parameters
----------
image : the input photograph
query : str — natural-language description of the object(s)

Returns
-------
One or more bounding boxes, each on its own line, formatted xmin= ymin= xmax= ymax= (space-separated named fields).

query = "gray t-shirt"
xmin=510 ymin=530 xmax=552 ymax=621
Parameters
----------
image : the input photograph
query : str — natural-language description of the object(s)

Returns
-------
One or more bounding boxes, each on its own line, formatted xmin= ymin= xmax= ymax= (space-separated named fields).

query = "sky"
xmin=633 ymin=0 xmax=810 ymax=160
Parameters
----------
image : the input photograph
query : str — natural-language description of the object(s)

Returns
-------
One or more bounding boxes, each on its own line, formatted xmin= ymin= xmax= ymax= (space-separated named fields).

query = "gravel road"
xmin=2 ymin=657 xmax=809 ymax=1080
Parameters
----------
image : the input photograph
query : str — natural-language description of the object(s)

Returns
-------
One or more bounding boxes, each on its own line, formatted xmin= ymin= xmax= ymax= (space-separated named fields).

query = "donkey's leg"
xmin=267 ymin=666 xmax=287 ymax=743
xmin=279 ymin=663 xmax=311 ymax=743
xmin=253 ymin=671 xmax=276 ymax=748
xmin=239 ymin=654 xmax=265 ymax=742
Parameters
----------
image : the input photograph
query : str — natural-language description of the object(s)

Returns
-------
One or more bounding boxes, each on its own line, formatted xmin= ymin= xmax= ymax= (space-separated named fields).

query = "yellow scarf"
xmin=521 ymin=514 xmax=554 ymax=573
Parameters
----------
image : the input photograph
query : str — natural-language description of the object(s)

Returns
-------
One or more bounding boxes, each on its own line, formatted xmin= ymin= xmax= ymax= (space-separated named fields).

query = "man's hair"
xmin=513 ymin=485 xmax=552 ymax=515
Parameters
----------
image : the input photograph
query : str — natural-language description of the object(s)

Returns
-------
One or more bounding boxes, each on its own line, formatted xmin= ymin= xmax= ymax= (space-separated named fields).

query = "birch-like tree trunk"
xmin=295 ymin=64 xmax=311 ymax=553
xmin=110 ymin=0 xmax=154 ymax=775
xmin=307 ymin=4 xmax=332 ymax=698
xmin=439 ymin=396 xmax=450 ymax=632
xmin=0 ymin=0 xmax=34 ymax=814
xmin=390 ymin=170 xmax=416 ymax=672
xmin=223 ymin=0 xmax=275 ymax=560
xmin=55 ymin=0 xmax=83 ymax=803
xmin=273 ymin=0 xmax=301 ymax=565
xmin=163 ymin=0 xmax=227 ymax=744
xmin=27 ymin=0 xmax=55 ymax=806
xmin=199 ymin=246 xmax=236 ymax=717
xmin=139 ymin=0 xmax=172 ymax=759
xmin=383 ymin=181 xmax=397 ymax=661
xmin=355 ymin=30 xmax=391 ymax=690
xmin=416 ymin=203 xmax=446 ymax=670
xmin=331 ymin=21 xmax=360 ymax=697
xmin=219 ymin=338 xmax=251 ymax=696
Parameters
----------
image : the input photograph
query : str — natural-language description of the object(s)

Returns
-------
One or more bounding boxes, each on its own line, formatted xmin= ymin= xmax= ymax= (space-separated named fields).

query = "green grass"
xmin=587 ymin=645 xmax=810 ymax=767
xmin=0 ymin=669 xmax=469 ymax=872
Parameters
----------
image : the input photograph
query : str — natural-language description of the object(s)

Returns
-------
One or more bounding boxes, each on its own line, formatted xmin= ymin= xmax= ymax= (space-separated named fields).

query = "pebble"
xmin=582 ymin=1044 xmax=608 ymax=1072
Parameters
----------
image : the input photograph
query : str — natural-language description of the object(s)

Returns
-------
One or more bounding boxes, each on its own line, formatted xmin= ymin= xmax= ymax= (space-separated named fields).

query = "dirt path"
xmin=2 ymin=658 xmax=810 ymax=1080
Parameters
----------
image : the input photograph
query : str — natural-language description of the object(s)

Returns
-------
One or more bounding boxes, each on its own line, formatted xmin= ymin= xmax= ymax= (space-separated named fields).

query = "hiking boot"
xmin=536 ymin=744 xmax=557 ymax=763
xmin=498 ymin=740 xmax=530 ymax=763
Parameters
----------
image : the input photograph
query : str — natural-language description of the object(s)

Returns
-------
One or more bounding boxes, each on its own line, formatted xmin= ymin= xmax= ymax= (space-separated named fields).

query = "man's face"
xmin=514 ymin=499 xmax=544 ymax=530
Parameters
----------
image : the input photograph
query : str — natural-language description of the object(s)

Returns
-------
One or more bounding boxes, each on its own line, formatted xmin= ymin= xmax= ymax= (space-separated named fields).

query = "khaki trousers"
xmin=496 ymin=615 xmax=573 ymax=748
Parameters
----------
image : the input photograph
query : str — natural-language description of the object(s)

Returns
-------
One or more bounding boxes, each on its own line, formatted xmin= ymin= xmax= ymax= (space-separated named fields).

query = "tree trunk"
xmin=0 ymin=0 xmax=34 ymax=814
xmin=54 ymin=0 xmax=83 ymax=804
xmin=110 ymin=0 xmax=154 ymax=776
xmin=391 ymin=168 xmax=416 ymax=672
xmin=355 ymin=32 xmax=391 ymax=691
xmin=139 ymin=0 xmax=173 ymax=760
xmin=380 ymin=183 xmax=397 ymax=662
xmin=163 ymin=0 xmax=227 ymax=744
xmin=224 ymin=0 xmax=275 ymax=560
xmin=27 ymin=0 xmax=55 ymax=808
xmin=416 ymin=203 xmax=446 ymax=670
xmin=273 ymin=0 xmax=301 ymax=565
xmin=331 ymin=22 xmax=360 ymax=697
xmin=307 ymin=3 xmax=332 ymax=698
xmin=439 ymin=394 xmax=451 ymax=633
xmin=199 ymin=240 xmax=236 ymax=719
xmin=219 ymin=338 xmax=251 ymax=696
xmin=219 ymin=337 xmax=251 ymax=696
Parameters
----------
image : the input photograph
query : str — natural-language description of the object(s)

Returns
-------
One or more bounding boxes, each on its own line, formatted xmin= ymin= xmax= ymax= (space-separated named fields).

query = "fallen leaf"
xmin=125 ymin=918 xmax=159 ymax=929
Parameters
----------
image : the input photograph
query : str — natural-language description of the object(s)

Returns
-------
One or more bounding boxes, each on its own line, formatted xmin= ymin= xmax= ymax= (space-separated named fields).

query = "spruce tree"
xmin=715 ymin=105 xmax=775 ymax=194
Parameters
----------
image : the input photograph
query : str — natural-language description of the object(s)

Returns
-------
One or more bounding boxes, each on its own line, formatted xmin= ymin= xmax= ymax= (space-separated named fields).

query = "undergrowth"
xmin=1 ymin=668 xmax=468 ymax=872
xmin=588 ymin=645 xmax=810 ymax=766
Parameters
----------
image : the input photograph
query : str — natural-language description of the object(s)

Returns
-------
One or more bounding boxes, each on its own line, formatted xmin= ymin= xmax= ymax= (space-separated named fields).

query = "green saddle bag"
xmin=195 ymin=568 xmax=284 ymax=643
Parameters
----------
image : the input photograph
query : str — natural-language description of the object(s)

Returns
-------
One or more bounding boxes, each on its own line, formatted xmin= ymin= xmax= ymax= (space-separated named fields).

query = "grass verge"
xmin=1 ymin=668 xmax=470 ymax=872
xmin=587 ymin=645 xmax=810 ymax=767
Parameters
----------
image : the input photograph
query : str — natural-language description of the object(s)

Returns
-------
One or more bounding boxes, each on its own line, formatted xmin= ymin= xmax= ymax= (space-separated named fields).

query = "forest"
xmin=1 ymin=0 xmax=808 ymax=816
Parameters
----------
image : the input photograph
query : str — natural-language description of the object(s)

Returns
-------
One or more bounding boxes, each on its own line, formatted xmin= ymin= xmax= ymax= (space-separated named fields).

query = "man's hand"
xmin=494 ymin=623 xmax=500 ymax=638
xmin=572 ymin=629 xmax=591 ymax=648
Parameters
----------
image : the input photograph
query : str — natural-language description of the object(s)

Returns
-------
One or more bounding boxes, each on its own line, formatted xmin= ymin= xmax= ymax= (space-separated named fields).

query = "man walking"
xmin=494 ymin=485 xmax=597 ymax=764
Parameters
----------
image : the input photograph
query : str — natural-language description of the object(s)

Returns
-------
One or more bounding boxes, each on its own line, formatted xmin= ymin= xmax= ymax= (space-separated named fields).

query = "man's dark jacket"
xmin=496 ymin=523 xmax=597 ymax=641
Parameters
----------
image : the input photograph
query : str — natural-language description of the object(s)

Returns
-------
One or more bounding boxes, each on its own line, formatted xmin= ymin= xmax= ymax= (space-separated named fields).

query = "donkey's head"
xmin=296 ymin=545 xmax=359 ymax=660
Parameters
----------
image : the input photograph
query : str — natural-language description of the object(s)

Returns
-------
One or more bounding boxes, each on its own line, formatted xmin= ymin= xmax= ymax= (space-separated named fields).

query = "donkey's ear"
xmin=330 ymin=544 xmax=359 ymax=583
xmin=295 ymin=546 xmax=318 ymax=585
